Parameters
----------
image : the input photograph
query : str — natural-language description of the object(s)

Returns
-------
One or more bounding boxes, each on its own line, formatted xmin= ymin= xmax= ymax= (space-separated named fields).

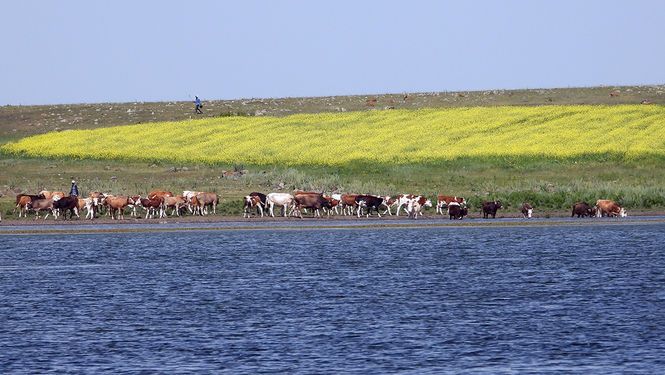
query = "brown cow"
xmin=293 ymin=193 xmax=328 ymax=218
xmin=39 ymin=191 xmax=66 ymax=200
xmin=195 ymin=192 xmax=218 ymax=215
xmin=148 ymin=190 xmax=174 ymax=200
xmin=189 ymin=195 xmax=203 ymax=216
xmin=436 ymin=195 xmax=466 ymax=215
xmin=572 ymin=202 xmax=595 ymax=218
xmin=138 ymin=196 xmax=164 ymax=219
xmin=595 ymin=199 xmax=627 ymax=218
xmin=28 ymin=198 xmax=56 ymax=220
xmin=102 ymin=195 xmax=134 ymax=220
xmin=340 ymin=194 xmax=359 ymax=216
xmin=322 ymin=196 xmax=340 ymax=216
xmin=163 ymin=196 xmax=187 ymax=217
xmin=15 ymin=194 xmax=44 ymax=218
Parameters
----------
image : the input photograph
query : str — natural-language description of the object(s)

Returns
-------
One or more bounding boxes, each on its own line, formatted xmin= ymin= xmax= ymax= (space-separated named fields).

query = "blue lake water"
xmin=1 ymin=223 xmax=665 ymax=373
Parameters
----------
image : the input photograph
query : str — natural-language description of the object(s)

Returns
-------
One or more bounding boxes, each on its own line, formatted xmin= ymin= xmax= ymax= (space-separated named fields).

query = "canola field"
xmin=3 ymin=105 xmax=665 ymax=166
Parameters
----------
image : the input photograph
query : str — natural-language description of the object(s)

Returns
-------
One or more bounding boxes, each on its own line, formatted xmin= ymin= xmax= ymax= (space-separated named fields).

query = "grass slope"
xmin=3 ymin=105 xmax=665 ymax=166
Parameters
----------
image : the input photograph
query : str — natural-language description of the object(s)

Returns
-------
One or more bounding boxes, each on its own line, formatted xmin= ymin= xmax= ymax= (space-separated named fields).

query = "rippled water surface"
xmin=2 ymin=224 xmax=665 ymax=373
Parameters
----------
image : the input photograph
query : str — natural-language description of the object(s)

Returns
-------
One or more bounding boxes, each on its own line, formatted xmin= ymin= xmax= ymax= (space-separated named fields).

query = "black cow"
xmin=571 ymin=202 xmax=595 ymax=218
xmin=482 ymin=200 xmax=502 ymax=219
xmin=448 ymin=202 xmax=468 ymax=220
xmin=53 ymin=196 xmax=79 ymax=220
xmin=355 ymin=195 xmax=384 ymax=218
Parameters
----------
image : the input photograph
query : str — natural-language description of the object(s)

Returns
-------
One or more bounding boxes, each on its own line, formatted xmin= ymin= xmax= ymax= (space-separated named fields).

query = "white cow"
xmin=265 ymin=193 xmax=294 ymax=217
xmin=394 ymin=194 xmax=429 ymax=216
xmin=406 ymin=198 xmax=433 ymax=219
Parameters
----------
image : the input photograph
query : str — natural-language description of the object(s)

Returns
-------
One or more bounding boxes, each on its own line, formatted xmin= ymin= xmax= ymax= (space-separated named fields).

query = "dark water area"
xmin=2 ymin=224 xmax=665 ymax=373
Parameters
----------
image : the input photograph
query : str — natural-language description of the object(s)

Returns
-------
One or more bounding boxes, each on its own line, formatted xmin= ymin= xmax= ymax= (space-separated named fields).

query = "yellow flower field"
xmin=3 ymin=105 xmax=665 ymax=166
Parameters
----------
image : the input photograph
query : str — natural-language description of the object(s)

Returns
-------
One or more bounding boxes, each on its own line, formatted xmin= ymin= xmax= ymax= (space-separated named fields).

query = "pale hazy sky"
xmin=1 ymin=0 xmax=664 ymax=105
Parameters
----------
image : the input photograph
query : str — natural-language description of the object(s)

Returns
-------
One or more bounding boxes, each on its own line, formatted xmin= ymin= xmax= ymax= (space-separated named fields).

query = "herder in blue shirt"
xmin=194 ymin=96 xmax=203 ymax=114
xmin=70 ymin=180 xmax=79 ymax=196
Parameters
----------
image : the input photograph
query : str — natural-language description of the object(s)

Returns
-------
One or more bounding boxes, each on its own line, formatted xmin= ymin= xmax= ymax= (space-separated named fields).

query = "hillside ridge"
xmin=1 ymin=85 xmax=664 ymax=140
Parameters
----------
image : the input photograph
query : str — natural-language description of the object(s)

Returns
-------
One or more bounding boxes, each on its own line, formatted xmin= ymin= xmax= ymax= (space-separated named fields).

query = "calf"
xmin=572 ymin=202 xmax=595 ymax=218
xmin=77 ymin=197 xmax=96 ymax=219
xmin=322 ymin=196 xmax=340 ymax=216
xmin=447 ymin=202 xmax=468 ymax=220
xmin=163 ymin=196 xmax=187 ymax=217
xmin=128 ymin=195 xmax=142 ymax=218
xmin=521 ymin=203 xmax=534 ymax=218
xmin=243 ymin=195 xmax=264 ymax=218
xmin=482 ymin=200 xmax=502 ymax=219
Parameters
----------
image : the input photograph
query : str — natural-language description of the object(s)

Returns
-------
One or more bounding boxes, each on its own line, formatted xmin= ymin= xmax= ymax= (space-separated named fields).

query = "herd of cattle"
xmin=13 ymin=190 xmax=218 ymax=220
xmin=8 ymin=189 xmax=628 ymax=221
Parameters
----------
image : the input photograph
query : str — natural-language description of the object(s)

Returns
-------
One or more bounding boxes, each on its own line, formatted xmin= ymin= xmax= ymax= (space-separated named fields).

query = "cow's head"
xmin=423 ymin=199 xmax=433 ymax=208
xmin=526 ymin=208 xmax=533 ymax=218
xmin=494 ymin=200 xmax=502 ymax=209
xmin=619 ymin=208 xmax=627 ymax=217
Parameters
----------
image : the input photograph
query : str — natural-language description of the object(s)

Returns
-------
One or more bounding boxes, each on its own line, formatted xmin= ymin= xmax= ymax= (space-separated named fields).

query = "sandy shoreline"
xmin=2 ymin=212 xmax=665 ymax=235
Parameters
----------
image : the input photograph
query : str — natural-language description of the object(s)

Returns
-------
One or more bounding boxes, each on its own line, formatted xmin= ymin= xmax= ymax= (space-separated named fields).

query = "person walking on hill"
xmin=194 ymin=96 xmax=203 ymax=114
